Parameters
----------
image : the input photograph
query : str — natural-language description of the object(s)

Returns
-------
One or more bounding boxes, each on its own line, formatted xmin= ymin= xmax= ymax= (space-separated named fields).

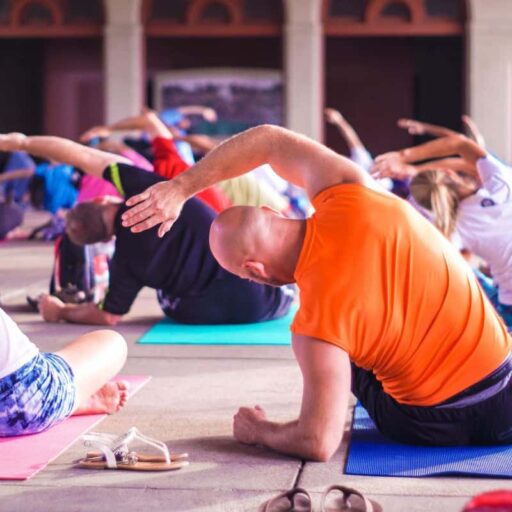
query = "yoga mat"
xmin=138 ymin=306 xmax=297 ymax=346
xmin=0 ymin=375 xmax=151 ymax=481
xmin=345 ymin=403 xmax=512 ymax=478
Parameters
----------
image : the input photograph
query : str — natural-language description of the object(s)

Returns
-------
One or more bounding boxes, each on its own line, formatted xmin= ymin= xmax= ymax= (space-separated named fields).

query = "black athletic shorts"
xmin=156 ymin=273 xmax=295 ymax=325
xmin=352 ymin=354 xmax=512 ymax=446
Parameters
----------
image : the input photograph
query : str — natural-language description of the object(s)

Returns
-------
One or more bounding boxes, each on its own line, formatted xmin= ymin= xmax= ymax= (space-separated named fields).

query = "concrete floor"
xmin=0 ymin=212 xmax=510 ymax=511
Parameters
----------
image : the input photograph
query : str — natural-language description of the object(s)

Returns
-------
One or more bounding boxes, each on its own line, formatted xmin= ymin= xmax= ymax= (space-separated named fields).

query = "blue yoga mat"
xmin=137 ymin=306 xmax=296 ymax=345
xmin=345 ymin=403 xmax=512 ymax=478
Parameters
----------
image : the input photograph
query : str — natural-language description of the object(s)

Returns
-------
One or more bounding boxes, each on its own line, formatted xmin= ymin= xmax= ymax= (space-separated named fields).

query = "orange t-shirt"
xmin=290 ymin=184 xmax=511 ymax=406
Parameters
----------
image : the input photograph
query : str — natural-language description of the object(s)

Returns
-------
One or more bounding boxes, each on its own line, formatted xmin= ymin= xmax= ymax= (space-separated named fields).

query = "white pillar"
xmin=468 ymin=0 xmax=512 ymax=161
xmin=284 ymin=0 xmax=324 ymax=141
xmin=103 ymin=0 xmax=144 ymax=123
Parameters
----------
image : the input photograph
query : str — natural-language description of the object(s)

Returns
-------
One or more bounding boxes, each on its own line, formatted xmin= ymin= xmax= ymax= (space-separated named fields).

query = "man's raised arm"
xmin=0 ymin=133 xmax=131 ymax=179
xmin=122 ymin=124 xmax=368 ymax=237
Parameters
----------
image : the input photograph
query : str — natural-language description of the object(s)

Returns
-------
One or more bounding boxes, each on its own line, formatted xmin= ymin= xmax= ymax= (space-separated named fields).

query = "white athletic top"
xmin=350 ymin=147 xmax=393 ymax=191
xmin=0 ymin=308 xmax=39 ymax=379
xmin=456 ymin=154 xmax=512 ymax=304
xmin=250 ymin=164 xmax=289 ymax=194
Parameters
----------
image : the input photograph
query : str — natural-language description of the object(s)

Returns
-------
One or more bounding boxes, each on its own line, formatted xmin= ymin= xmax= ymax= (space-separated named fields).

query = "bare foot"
xmin=73 ymin=380 xmax=130 ymax=416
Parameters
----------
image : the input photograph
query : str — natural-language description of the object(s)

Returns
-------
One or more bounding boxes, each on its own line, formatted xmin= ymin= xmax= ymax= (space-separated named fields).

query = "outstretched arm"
xmin=233 ymin=335 xmax=351 ymax=461
xmin=177 ymin=105 xmax=217 ymax=123
xmin=397 ymin=118 xmax=459 ymax=139
xmin=80 ymin=111 xmax=172 ymax=143
xmin=122 ymin=124 xmax=368 ymax=236
xmin=0 ymin=168 xmax=34 ymax=184
xmin=38 ymin=295 xmax=121 ymax=326
xmin=462 ymin=115 xmax=486 ymax=148
xmin=372 ymin=135 xmax=486 ymax=180
xmin=0 ymin=133 xmax=130 ymax=179
xmin=325 ymin=108 xmax=366 ymax=151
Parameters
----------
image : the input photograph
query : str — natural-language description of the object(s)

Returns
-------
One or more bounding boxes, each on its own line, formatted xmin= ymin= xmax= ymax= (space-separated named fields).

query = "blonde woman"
xmin=372 ymin=134 xmax=512 ymax=329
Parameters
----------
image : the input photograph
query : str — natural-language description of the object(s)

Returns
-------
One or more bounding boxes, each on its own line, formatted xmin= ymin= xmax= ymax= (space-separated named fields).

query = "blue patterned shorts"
xmin=0 ymin=353 xmax=76 ymax=437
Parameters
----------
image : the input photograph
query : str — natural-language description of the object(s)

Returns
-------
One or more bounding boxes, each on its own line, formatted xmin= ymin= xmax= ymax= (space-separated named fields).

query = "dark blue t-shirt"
xmin=101 ymin=163 xmax=225 ymax=315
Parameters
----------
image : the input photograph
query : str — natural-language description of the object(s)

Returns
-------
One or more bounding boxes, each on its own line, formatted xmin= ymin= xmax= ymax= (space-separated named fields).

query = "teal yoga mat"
xmin=137 ymin=306 xmax=296 ymax=345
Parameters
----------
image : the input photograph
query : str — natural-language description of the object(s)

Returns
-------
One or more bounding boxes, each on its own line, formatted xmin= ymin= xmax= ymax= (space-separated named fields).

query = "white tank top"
xmin=0 ymin=307 xmax=39 ymax=380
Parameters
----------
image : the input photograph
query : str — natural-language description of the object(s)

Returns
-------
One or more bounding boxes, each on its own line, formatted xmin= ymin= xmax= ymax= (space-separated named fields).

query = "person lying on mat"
xmin=0 ymin=307 xmax=128 ymax=436
xmin=120 ymin=124 xmax=512 ymax=460
xmin=0 ymin=133 xmax=294 ymax=326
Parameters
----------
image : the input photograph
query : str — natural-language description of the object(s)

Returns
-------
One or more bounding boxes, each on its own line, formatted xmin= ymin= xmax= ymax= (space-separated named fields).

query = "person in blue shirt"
xmin=0 ymin=150 xmax=35 ymax=204
xmin=0 ymin=159 xmax=80 ymax=214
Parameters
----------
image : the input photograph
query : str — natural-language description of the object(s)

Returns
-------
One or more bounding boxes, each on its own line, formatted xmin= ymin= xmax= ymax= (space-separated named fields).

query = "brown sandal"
xmin=320 ymin=485 xmax=382 ymax=512
xmin=263 ymin=487 xmax=313 ymax=512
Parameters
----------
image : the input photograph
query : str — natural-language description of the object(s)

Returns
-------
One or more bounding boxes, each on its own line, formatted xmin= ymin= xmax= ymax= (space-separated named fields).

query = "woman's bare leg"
xmin=55 ymin=329 xmax=128 ymax=415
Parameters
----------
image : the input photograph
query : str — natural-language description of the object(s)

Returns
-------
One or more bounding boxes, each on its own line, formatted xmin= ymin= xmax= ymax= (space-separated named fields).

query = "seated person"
xmin=0 ymin=307 xmax=128 ymax=437
xmin=0 ymin=198 xmax=24 ymax=240
xmin=120 ymin=124 xmax=512 ymax=459
xmin=0 ymin=150 xmax=35 ymax=204
xmin=0 ymin=132 xmax=294 ymax=326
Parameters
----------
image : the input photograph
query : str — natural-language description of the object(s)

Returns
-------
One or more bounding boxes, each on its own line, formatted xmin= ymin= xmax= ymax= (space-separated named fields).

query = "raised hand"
xmin=202 ymin=108 xmax=218 ymax=123
xmin=0 ymin=132 xmax=27 ymax=152
xmin=371 ymin=151 xmax=417 ymax=180
xmin=397 ymin=118 xmax=426 ymax=135
xmin=324 ymin=108 xmax=344 ymax=125
xmin=461 ymin=115 xmax=486 ymax=148
xmin=79 ymin=126 xmax=111 ymax=143
xmin=121 ymin=179 xmax=188 ymax=237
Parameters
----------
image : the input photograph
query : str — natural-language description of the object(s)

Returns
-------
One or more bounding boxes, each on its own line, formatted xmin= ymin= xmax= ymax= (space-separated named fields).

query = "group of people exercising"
xmin=1 ymin=107 xmax=511 ymax=464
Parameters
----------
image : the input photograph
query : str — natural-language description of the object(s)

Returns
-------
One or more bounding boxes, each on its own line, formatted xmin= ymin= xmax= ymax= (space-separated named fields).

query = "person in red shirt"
xmin=80 ymin=111 xmax=231 ymax=213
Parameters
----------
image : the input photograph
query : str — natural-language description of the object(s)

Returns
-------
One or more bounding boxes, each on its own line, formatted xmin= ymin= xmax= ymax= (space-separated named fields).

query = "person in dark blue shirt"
xmin=0 ymin=132 xmax=293 ymax=326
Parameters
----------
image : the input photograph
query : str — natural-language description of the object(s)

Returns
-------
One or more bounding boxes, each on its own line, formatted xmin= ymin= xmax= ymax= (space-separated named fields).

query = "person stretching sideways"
xmin=0 ymin=133 xmax=293 ymax=326
xmin=80 ymin=111 xmax=231 ymax=213
xmin=120 ymin=124 xmax=512 ymax=461
xmin=372 ymin=133 xmax=512 ymax=330
xmin=0 ymin=307 xmax=128 ymax=436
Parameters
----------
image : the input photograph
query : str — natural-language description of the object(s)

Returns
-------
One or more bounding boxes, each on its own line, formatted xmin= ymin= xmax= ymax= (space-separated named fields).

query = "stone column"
xmin=283 ymin=0 xmax=324 ymax=141
xmin=468 ymin=0 xmax=512 ymax=161
xmin=103 ymin=0 xmax=144 ymax=123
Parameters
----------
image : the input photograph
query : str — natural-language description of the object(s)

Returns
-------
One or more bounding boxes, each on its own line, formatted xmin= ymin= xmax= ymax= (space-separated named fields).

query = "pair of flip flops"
xmin=77 ymin=427 xmax=189 ymax=471
xmin=264 ymin=485 xmax=382 ymax=512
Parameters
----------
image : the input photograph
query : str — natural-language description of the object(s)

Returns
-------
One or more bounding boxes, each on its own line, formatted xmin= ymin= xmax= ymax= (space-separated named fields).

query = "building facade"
xmin=0 ymin=0 xmax=510 ymax=160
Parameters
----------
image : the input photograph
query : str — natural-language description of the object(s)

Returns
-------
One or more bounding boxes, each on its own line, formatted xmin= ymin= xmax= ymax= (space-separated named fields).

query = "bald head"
xmin=209 ymin=206 xmax=264 ymax=272
xmin=209 ymin=205 xmax=304 ymax=287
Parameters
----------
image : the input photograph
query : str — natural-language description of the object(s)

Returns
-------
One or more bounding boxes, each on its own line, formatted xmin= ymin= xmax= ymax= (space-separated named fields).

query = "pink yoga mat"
xmin=0 ymin=375 xmax=151 ymax=480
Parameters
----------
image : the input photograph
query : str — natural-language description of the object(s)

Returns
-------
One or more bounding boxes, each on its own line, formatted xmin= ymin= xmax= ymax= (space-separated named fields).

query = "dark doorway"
xmin=0 ymin=39 xmax=43 ymax=135
xmin=325 ymin=37 xmax=464 ymax=157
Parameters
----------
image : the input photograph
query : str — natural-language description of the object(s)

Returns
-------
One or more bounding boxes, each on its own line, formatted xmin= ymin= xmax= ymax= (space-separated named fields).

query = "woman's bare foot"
xmin=73 ymin=380 xmax=130 ymax=416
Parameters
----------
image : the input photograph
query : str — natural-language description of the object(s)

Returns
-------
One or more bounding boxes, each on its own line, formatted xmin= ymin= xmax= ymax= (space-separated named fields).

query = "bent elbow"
xmin=304 ymin=436 xmax=340 ymax=462
xmin=308 ymin=444 xmax=337 ymax=463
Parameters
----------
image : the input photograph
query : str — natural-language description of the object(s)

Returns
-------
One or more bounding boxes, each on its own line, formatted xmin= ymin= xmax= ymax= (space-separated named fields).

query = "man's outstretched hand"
xmin=122 ymin=179 xmax=188 ymax=237
xmin=0 ymin=133 xmax=26 ymax=152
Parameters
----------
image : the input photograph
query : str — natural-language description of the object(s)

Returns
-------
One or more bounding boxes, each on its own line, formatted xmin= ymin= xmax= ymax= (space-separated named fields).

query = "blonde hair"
xmin=410 ymin=170 xmax=460 ymax=238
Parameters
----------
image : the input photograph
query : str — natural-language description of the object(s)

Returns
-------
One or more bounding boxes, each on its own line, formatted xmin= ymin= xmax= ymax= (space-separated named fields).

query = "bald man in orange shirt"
xmin=92 ymin=126 xmax=512 ymax=461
